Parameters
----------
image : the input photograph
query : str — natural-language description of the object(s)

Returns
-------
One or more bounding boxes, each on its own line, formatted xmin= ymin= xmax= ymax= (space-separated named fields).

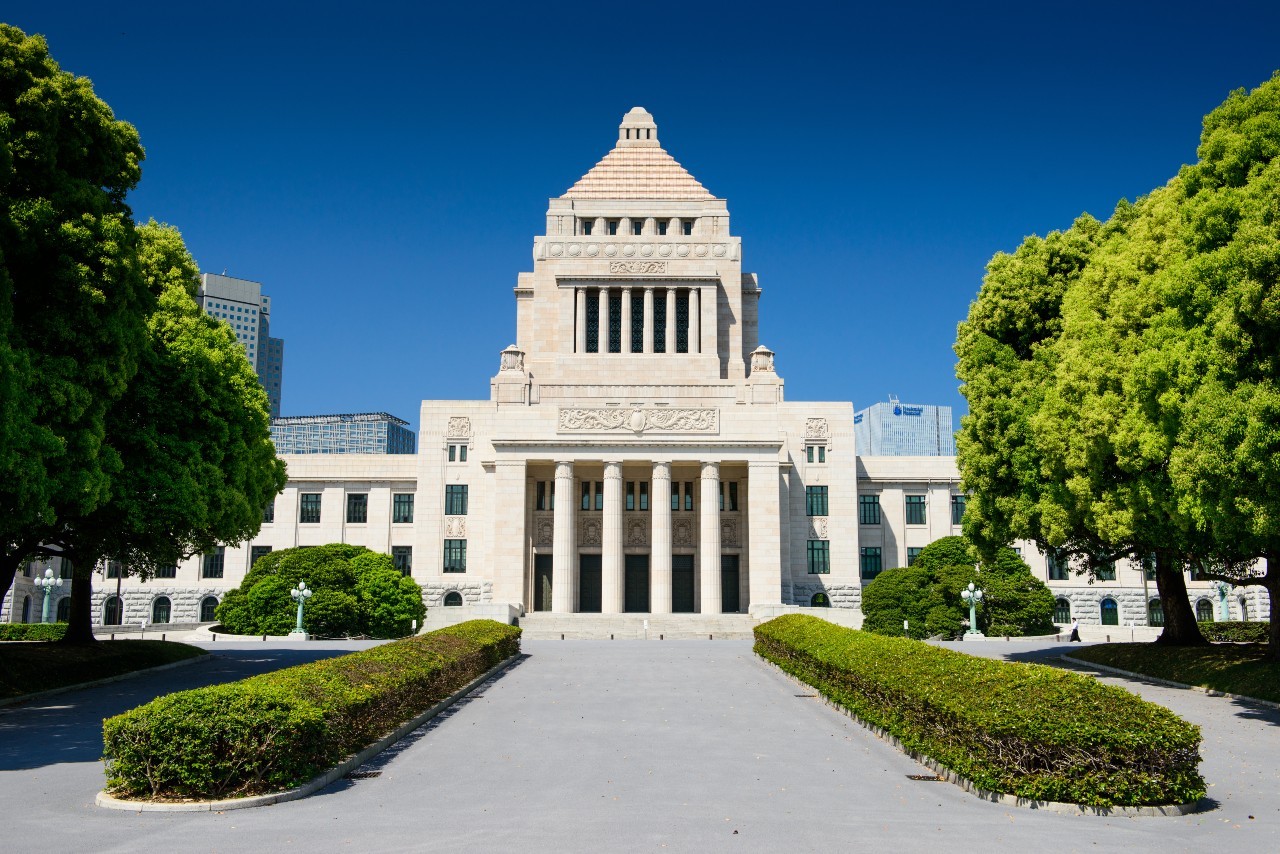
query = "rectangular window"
xmin=672 ymin=481 xmax=680 ymax=511
xmin=684 ymin=482 xmax=693 ymax=512
xmin=682 ymin=220 xmax=693 ymax=235
xmin=392 ymin=493 xmax=415 ymax=523
xmin=392 ymin=546 xmax=413 ymax=576
xmin=106 ymin=561 xmax=123 ymax=579
xmin=347 ymin=493 xmax=368 ymax=523
xmin=443 ymin=539 xmax=467 ymax=573
xmin=806 ymin=486 xmax=829 ymax=517
xmin=608 ymin=291 xmax=622 ymax=353
xmin=807 ymin=540 xmax=831 ymax=574
xmin=582 ymin=481 xmax=591 ymax=511
xmin=653 ymin=290 xmax=667 ymax=353
xmin=950 ymin=494 xmax=967 ymax=525
xmin=607 ymin=220 xmax=619 ymax=235
xmin=719 ymin=481 xmax=739 ymax=512
xmin=202 ymin=547 xmax=225 ymax=579
xmin=448 ymin=444 xmax=456 ymax=462
xmin=626 ymin=482 xmax=636 ymax=512
xmin=818 ymin=446 xmax=826 ymax=463
xmin=581 ymin=220 xmax=593 ymax=236
xmin=907 ymin=547 xmax=923 ymax=566
xmin=631 ymin=220 xmax=643 ymax=236
xmin=595 ymin=482 xmax=604 ymax=511
xmin=905 ymin=495 xmax=927 ymax=525
xmin=445 ymin=485 xmax=469 ymax=516
xmin=639 ymin=481 xmax=649 ymax=511
xmin=250 ymin=545 xmax=272 ymax=567
xmin=1097 ymin=561 xmax=1116 ymax=581
xmin=630 ymin=291 xmax=644 ymax=353
xmin=459 ymin=445 xmax=468 ymax=462
xmin=537 ymin=481 xmax=546 ymax=511
xmin=262 ymin=501 xmax=275 ymax=523
xmin=675 ymin=291 xmax=689 ymax=353
xmin=658 ymin=221 xmax=668 ymax=235
xmin=859 ymin=494 xmax=881 ymax=525
xmin=1143 ymin=554 xmax=1157 ymax=581
xmin=860 ymin=546 xmax=883 ymax=580
xmin=806 ymin=446 xmax=814 ymax=464
xmin=585 ymin=295 xmax=599 ymax=353
xmin=1047 ymin=550 xmax=1070 ymax=581
xmin=155 ymin=565 xmax=177 ymax=579
xmin=299 ymin=493 xmax=322 ymax=524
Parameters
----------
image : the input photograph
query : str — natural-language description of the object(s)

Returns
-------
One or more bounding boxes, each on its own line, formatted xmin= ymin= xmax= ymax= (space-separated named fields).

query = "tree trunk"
xmin=61 ymin=555 xmax=97 ymax=644
xmin=1154 ymin=550 xmax=1207 ymax=646
xmin=1265 ymin=553 xmax=1279 ymax=662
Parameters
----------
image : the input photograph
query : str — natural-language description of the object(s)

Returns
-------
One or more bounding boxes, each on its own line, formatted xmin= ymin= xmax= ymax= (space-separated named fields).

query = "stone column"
xmin=699 ymin=461 xmax=721 ymax=614
xmin=748 ymin=461 xmax=783 ymax=609
xmin=602 ymin=461 xmax=624 ymax=613
xmin=642 ymin=287 xmax=655 ymax=354
xmin=651 ymin=461 xmax=672 ymax=614
xmin=665 ymin=288 xmax=676 ymax=355
xmin=552 ymin=461 xmax=576 ymax=612
xmin=689 ymin=288 xmax=701 ymax=355
xmin=620 ymin=287 xmax=633 ymax=354
xmin=575 ymin=288 xmax=586 ymax=354
xmin=597 ymin=288 xmax=609 ymax=354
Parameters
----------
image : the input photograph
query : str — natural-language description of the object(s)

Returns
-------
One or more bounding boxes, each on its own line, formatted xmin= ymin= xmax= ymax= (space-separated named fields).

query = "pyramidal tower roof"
xmin=561 ymin=107 xmax=716 ymax=201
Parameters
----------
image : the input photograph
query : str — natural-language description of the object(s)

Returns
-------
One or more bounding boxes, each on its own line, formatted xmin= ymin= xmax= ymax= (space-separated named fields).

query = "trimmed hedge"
xmin=755 ymin=614 xmax=1204 ymax=807
xmin=1199 ymin=621 xmax=1269 ymax=644
xmin=0 ymin=623 xmax=67 ymax=641
xmin=103 ymin=619 xmax=520 ymax=800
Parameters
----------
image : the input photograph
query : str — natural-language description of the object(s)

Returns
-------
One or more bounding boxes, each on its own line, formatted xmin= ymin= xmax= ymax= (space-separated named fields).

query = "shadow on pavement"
xmin=0 ymin=647 xmax=351 ymax=772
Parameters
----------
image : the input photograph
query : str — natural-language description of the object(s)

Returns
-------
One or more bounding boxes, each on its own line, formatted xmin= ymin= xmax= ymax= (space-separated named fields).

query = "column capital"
xmin=603 ymin=460 xmax=624 ymax=480
xmin=651 ymin=460 xmax=672 ymax=479
xmin=554 ymin=460 xmax=575 ymax=479
xmin=700 ymin=460 xmax=720 ymax=479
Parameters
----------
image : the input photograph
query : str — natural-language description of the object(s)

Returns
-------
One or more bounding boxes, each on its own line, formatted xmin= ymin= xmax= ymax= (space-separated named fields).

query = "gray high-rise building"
xmin=270 ymin=413 xmax=416 ymax=454
xmin=197 ymin=273 xmax=285 ymax=417
xmin=854 ymin=396 xmax=956 ymax=456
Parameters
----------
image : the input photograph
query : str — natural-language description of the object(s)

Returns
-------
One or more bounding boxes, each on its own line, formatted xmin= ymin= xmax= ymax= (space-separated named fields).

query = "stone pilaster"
xmin=602 ymin=460 xmax=624 ymax=614
xmin=620 ymin=288 xmax=633 ymax=354
xmin=552 ymin=460 xmax=576 ymax=612
xmin=575 ymin=288 xmax=586 ymax=354
xmin=665 ymin=288 xmax=676 ymax=355
xmin=651 ymin=461 xmax=672 ymax=613
xmin=748 ymin=460 xmax=783 ymax=608
xmin=699 ymin=461 xmax=721 ymax=614
xmin=597 ymin=288 xmax=609 ymax=354
xmin=690 ymin=288 xmax=700 ymax=355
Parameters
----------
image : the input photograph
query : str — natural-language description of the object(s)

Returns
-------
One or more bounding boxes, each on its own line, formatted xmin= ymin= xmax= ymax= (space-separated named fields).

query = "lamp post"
xmin=1214 ymin=581 xmax=1231 ymax=622
xmin=34 ymin=568 xmax=62 ymax=624
xmin=289 ymin=581 xmax=313 ymax=640
xmin=961 ymin=581 xmax=985 ymax=638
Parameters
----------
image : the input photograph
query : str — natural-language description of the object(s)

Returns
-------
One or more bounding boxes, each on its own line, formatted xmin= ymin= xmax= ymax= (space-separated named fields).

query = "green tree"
xmin=56 ymin=221 xmax=286 ymax=641
xmin=0 ymin=25 xmax=150 ymax=607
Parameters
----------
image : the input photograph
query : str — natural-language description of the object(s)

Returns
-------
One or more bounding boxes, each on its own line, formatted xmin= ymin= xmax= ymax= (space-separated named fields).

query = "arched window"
xmin=1053 ymin=598 xmax=1071 ymax=624
xmin=199 ymin=596 xmax=219 ymax=623
xmin=1147 ymin=598 xmax=1164 ymax=627
xmin=21 ymin=595 xmax=31 ymax=623
xmin=1100 ymin=598 xmax=1119 ymax=626
xmin=1239 ymin=597 xmax=1249 ymax=621
xmin=443 ymin=591 xmax=463 ymax=607
xmin=56 ymin=597 xmax=71 ymax=622
xmin=810 ymin=592 xmax=830 ymax=607
xmin=152 ymin=596 xmax=171 ymax=624
xmin=103 ymin=595 xmax=122 ymax=626
xmin=1195 ymin=599 xmax=1214 ymax=623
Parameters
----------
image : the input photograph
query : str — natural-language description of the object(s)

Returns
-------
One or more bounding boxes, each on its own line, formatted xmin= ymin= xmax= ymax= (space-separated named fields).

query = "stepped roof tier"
xmin=561 ymin=107 xmax=716 ymax=201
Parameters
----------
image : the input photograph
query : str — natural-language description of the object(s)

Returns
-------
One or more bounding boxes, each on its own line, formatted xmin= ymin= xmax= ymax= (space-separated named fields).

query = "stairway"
xmin=517 ymin=612 xmax=758 ymax=640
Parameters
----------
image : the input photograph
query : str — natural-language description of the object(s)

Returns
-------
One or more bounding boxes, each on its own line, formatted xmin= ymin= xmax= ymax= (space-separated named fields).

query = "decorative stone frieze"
xmin=608 ymin=261 xmax=666 ymax=274
xmin=720 ymin=519 xmax=740 ymax=548
xmin=580 ymin=518 xmax=602 ymax=547
xmin=807 ymin=517 xmax=829 ymax=539
xmin=498 ymin=345 xmax=525 ymax=372
xmin=444 ymin=516 xmax=467 ymax=537
xmin=534 ymin=515 xmax=554 ymax=546
xmin=446 ymin=417 xmax=472 ymax=438
xmin=625 ymin=519 xmax=648 ymax=547
xmin=557 ymin=407 xmax=718 ymax=434
xmin=805 ymin=418 xmax=829 ymax=438
xmin=673 ymin=520 xmax=694 ymax=548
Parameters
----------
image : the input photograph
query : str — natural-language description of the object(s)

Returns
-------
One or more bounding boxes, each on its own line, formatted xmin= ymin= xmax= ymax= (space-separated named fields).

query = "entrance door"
xmin=721 ymin=554 xmax=740 ymax=613
xmin=671 ymin=555 xmax=695 ymax=613
xmin=533 ymin=554 xmax=553 ymax=612
xmin=579 ymin=554 xmax=602 ymax=613
xmin=625 ymin=554 xmax=650 ymax=613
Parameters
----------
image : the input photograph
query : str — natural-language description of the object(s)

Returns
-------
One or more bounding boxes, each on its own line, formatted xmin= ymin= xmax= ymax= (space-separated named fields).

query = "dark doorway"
xmin=672 ymin=555 xmax=695 ymax=613
xmin=534 ymin=554 xmax=553 ymax=612
xmin=721 ymin=554 xmax=740 ymax=613
xmin=625 ymin=554 xmax=650 ymax=613
xmin=579 ymin=554 xmax=602 ymax=613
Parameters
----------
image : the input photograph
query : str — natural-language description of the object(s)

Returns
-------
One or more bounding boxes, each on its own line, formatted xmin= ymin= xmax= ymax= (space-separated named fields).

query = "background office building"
xmin=198 ymin=273 xmax=286 ymax=417
xmin=854 ymin=397 xmax=955 ymax=456
xmin=271 ymin=413 xmax=417 ymax=455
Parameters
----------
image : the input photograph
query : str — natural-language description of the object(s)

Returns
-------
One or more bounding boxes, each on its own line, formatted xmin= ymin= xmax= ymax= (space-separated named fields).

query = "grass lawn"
xmin=1071 ymin=643 xmax=1280 ymax=704
xmin=0 ymin=640 xmax=207 ymax=700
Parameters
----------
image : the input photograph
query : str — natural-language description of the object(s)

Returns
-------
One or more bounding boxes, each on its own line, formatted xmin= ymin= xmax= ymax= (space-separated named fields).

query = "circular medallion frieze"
xmin=677 ymin=245 xmax=690 ymax=257
xmin=623 ymin=245 xmax=636 ymax=257
xmin=659 ymin=245 xmax=672 ymax=257
xmin=568 ymin=244 xmax=581 ymax=256
xmin=641 ymin=244 xmax=653 ymax=256
xmin=586 ymin=244 xmax=600 ymax=257
xmin=713 ymin=244 xmax=726 ymax=257
xmin=628 ymin=409 xmax=646 ymax=433
xmin=695 ymin=244 xmax=709 ymax=257
xmin=549 ymin=243 xmax=563 ymax=256
xmin=605 ymin=244 xmax=618 ymax=257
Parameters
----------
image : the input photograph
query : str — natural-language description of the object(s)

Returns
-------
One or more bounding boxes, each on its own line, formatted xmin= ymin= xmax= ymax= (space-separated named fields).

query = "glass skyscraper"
xmin=270 ymin=413 xmax=416 ymax=455
xmin=853 ymin=397 xmax=955 ymax=456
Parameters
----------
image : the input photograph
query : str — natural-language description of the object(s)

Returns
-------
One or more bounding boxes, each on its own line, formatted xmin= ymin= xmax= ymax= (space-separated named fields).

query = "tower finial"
xmin=618 ymin=107 xmax=659 ymax=148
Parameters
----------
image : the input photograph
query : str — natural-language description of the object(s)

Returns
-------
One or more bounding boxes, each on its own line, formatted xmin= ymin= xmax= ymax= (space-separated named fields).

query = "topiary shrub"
xmin=755 ymin=615 xmax=1205 ymax=807
xmin=861 ymin=536 xmax=1056 ymax=638
xmin=1199 ymin=620 xmax=1269 ymax=643
xmin=103 ymin=620 xmax=520 ymax=800
xmin=0 ymin=623 xmax=68 ymax=641
xmin=215 ymin=544 xmax=425 ymax=638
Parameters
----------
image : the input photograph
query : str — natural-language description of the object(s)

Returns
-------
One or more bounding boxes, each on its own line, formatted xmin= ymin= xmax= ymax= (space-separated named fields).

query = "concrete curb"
xmin=1060 ymin=654 xmax=1280 ymax=711
xmin=756 ymin=655 xmax=1203 ymax=817
xmin=0 ymin=652 xmax=208 ymax=711
xmin=95 ymin=653 xmax=518 ymax=812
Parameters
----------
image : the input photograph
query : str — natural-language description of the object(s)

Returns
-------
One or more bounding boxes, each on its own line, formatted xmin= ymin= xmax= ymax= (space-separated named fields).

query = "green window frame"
xmin=154 ymin=565 xmax=177 ymax=579
xmin=1195 ymin=599 xmax=1214 ymax=622
xmin=905 ymin=495 xmax=927 ymax=525
xmin=1096 ymin=561 xmax=1116 ymax=581
xmin=1047 ymin=550 xmax=1070 ymax=580
xmin=392 ymin=493 xmax=415 ymax=523
xmin=443 ymin=539 xmax=467 ymax=573
xmin=582 ymin=481 xmax=591 ymax=511
xmin=1147 ymin=598 xmax=1164 ymax=627
xmin=262 ymin=501 xmax=275 ymax=523
xmin=595 ymin=482 xmax=604 ymax=511
xmin=299 ymin=493 xmax=322 ymax=524
xmin=907 ymin=547 xmax=923 ymax=566
xmin=347 ymin=493 xmax=368 ymax=523
xmin=950 ymin=494 xmax=966 ymax=525
xmin=806 ymin=486 xmax=828 ymax=516
xmin=684 ymin=482 xmax=693 ymax=512
xmin=639 ymin=481 xmax=649 ymax=511
xmin=860 ymin=547 xmax=882 ymax=580
xmin=1100 ymin=598 xmax=1119 ymax=625
xmin=1054 ymin=598 xmax=1071 ymax=624
xmin=445 ymin=485 xmax=469 ymax=516
xmin=807 ymin=540 xmax=830 ymax=575
xmin=392 ymin=546 xmax=413 ymax=576
xmin=627 ymin=481 xmax=636 ymax=511
xmin=671 ymin=481 xmax=680 ymax=511
xmin=202 ymin=547 xmax=225 ymax=579
xmin=250 ymin=545 xmax=272 ymax=567
xmin=859 ymin=494 xmax=881 ymax=525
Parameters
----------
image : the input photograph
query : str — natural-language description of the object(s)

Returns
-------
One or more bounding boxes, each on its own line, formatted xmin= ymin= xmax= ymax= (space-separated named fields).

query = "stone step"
xmin=517 ymin=613 xmax=758 ymax=640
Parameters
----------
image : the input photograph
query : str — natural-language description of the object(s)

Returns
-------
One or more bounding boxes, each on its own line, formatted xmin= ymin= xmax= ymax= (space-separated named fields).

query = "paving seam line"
xmin=95 ymin=653 xmax=518 ymax=813
xmin=753 ymin=654 xmax=1202 ymax=817
xmin=1059 ymin=654 xmax=1280 ymax=711
xmin=0 ymin=654 xmax=209 ymax=711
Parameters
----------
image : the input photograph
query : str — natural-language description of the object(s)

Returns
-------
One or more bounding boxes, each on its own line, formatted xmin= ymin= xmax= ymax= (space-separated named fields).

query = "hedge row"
xmin=754 ymin=614 xmax=1205 ymax=807
xmin=0 ymin=623 xmax=67 ymax=641
xmin=1199 ymin=620 xmax=1269 ymax=643
xmin=103 ymin=619 xmax=520 ymax=800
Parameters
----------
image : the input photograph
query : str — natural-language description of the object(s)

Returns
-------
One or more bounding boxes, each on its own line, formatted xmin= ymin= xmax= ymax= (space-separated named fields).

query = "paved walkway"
xmin=0 ymin=639 xmax=1276 ymax=853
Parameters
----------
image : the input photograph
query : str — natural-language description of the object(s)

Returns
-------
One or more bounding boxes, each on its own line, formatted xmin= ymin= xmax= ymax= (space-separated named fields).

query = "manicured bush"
xmin=216 ymin=544 xmax=425 ymax=638
xmin=1071 ymin=642 xmax=1279 ymax=704
xmin=1198 ymin=621 xmax=1269 ymax=644
xmin=755 ymin=614 xmax=1204 ymax=807
xmin=102 ymin=620 xmax=520 ymax=800
xmin=0 ymin=623 xmax=68 ymax=641
xmin=2 ymin=640 xmax=205 ymax=700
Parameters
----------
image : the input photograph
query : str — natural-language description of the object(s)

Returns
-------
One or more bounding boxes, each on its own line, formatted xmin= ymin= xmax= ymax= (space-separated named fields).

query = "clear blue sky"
xmin=8 ymin=2 xmax=1280 ymax=433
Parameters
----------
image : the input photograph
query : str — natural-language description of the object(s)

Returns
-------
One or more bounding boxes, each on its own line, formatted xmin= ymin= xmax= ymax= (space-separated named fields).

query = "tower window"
xmin=675 ymin=291 xmax=689 ymax=353
xmin=581 ymin=220 xmax=593 ymax=236
xmin=658 ymin=221 xmax=668 ymax=235
xmin=608 ymin=220 xmax=619 ymax=235
xmin=608 ymin=291 xmax=622 ymax=353
xmin=632 ymin=220 xmax=643 ymax=236
xmin=682 ymin=221 xmax=693 ymax=236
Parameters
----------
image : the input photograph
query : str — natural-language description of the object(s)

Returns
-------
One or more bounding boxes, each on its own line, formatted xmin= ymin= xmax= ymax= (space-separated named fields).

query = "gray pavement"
xmin=0 ymin=637 xmax=1276 ymax=853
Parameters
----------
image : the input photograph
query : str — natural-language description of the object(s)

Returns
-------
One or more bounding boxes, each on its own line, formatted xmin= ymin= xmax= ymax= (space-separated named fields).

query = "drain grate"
xmin=906 ymin=774 xmax=944 ymax=782
xmin=345 ymin=770 xmax=382 ymax=780
xmin=794 ymin=694 xmax=817 ymax=698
